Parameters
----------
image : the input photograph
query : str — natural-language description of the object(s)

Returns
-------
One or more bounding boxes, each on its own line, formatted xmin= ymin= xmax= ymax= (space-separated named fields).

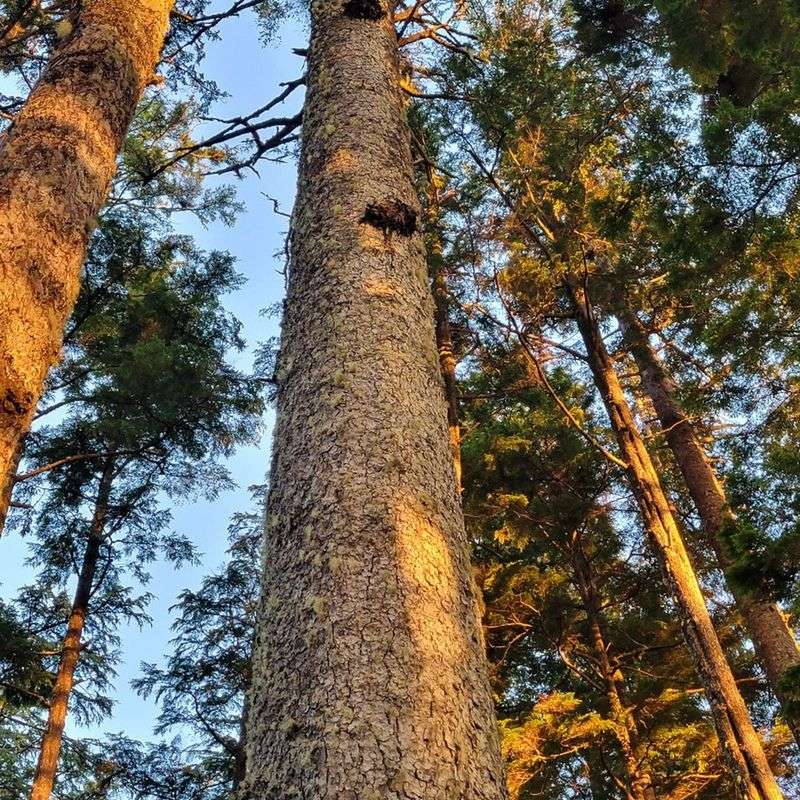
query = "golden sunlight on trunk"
xmin=0 ymin=0 xmax=174 ymax=530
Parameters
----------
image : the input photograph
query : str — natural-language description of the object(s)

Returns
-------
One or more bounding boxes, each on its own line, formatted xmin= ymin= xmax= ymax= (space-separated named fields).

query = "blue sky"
xmin=0 ymin=3 xmax=307 ymax=745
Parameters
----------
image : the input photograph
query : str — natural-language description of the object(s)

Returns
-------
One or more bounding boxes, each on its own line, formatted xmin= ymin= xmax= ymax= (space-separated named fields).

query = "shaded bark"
xmin=433 ymin=266 xmax=462 ymax=490
xmin=30 ymin=457 xmax=114 ymax=800
xmin=619 ymin=309 xmax=800 ymax=748
xmin=566 ymin=280 xmax=782 ymax=800
xmin=241 ymin=2 xmax=507 ymax=799
xmin=0 ymin=432 xmax=24 ymax=534
xmin=0 ymin=0 xmax=173 ymax=528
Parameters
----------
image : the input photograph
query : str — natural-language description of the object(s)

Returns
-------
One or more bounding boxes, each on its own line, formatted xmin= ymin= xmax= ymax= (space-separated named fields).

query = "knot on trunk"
xmin=343 ymin=0 xmax=385 ymax=20
xmin=2 ymin=389 xmax=32 ymax=418
xmin=361 ymin=199 xmax=417 ymax=236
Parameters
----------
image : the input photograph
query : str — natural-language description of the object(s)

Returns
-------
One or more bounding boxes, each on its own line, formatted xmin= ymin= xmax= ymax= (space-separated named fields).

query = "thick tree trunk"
xmin=619 ymin=309 xmax=800 ymax=747
xmin=433 ymin=267 xmax=462 ymax=490
xmin=566 ymin=280 xmax=783 ymax=800
xmin=30 ymin=457 xmax=114 ymax=800
xmin=0 ymin=0 xmax=173 ymax=528
xmin=241 ymin=3 xmax=507 ymax=799
xmin=570 ymin=532 xmax=656 ymax=800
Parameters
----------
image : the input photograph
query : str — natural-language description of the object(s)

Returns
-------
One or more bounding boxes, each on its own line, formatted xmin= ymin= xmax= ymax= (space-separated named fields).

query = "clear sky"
xmin=0 ymin=3 xmax=307 ymax=745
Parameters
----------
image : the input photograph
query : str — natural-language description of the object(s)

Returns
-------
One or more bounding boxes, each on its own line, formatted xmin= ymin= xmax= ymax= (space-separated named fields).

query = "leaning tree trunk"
xmin=0 ymin=0 xmax=173 ymax=531
xmin=619 ymin=309 xmax=800 ymax=748
xmin=241 ymin=3 xmax=507 ymax=799
xmin=566 ymin=280 xmax=783 ymax=800
xmin=30 ymin=457 xmax=114 ymax=800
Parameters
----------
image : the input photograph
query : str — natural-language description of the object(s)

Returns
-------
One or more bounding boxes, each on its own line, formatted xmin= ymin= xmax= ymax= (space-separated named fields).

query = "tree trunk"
xmin=566 ymin=280 xmax=783 ymax=800
xmin=433 ymin=266 xmax=462 ymax=490
xmin=0 ymin=433 xmax=24 ymax=534
xmin=241 ymin=4 xmax=507 ymax=799
xmin=0 ymin=0 xmax=173 ymax=528
xmin=30 ymin=457 xmax=115 ymax=800
xmin=569 ymin=531 xmax=656 ymax=800
xmin=619 ymin=309 xmax=800 ymax=747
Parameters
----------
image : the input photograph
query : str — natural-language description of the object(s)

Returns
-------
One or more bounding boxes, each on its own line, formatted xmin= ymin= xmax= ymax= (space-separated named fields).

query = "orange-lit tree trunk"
xmin=0 ymin=0 xmax=173 ymax=531
xmin=30 ymin=457 xmax=114 ymax=800
xmin=619 ymin=309 xmax=800 ymax=748
xmin=241 ymin=1 xmax=507 ymax=797
xmin=566 ymin=280 xmax=783 ymax=800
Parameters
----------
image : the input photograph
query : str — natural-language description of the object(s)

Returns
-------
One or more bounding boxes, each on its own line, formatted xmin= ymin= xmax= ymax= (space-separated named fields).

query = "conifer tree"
xmin=4 ymin=213 xmax=262 ymax=800
xmin=618 ymin=309 xmax=800 ymax=747
xmin=0 ymin=0 xmax=175 ymax=519
xmin=457 ymin=345 xmax=776 ymax=798
xmin=241 ymin=1 xmax=507 ymax=796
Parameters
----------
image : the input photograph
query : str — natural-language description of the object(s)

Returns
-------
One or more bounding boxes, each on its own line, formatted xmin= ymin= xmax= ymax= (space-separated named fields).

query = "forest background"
xmin=0 ymin=7 xmax=299 ymax=742
xmin=3 ymin=0 xmax=800 ymax=798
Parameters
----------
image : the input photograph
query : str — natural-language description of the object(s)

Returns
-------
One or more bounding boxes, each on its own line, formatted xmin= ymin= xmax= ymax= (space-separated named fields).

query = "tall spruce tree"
xmin=241 ymin=0 xmax=508 ymax=796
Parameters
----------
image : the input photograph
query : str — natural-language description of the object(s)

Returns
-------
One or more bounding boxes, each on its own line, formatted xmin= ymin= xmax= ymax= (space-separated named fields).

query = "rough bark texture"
xmin=241 ymin=4 xmax=507 ymax=800
xmin=0 ymin=0 xmax=173 ymax=528
xmin=433 ymin=267 xmax=462 ymax=491
xmin=0 ymin=433 xmax=24 ymax=533
xmin=30 ymin=458 xmax=114 ymax=800
xmin=567 ymin=281 xmax=783 ymax=800
xmin=619 ymin=310 xmax=800 ymax=748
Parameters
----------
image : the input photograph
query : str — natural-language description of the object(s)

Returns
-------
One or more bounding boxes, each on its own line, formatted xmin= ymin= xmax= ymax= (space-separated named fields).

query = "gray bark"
xmin=241 ymin=3 xmax=507 ymax=798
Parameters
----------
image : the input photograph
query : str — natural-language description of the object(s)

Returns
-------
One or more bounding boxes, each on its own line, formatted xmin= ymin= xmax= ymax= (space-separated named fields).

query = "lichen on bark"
xmin=242 ymin=2 xmax=508 ymax=798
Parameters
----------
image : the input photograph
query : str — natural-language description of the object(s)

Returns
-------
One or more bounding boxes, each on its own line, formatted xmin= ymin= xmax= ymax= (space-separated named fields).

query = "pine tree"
xmin=618 ymin=309 xmax=800 ymax=747
xmin=4 ymin=213 xmax=263 ymax=799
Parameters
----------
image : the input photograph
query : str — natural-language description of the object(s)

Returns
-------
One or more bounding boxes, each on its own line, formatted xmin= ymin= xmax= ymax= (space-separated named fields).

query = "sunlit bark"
xmin=241 ymin=2 xmax=507 ymax=797
xmin=567 ymin=280 xmax=783 ymax=800
xmin=620 ymin=308 xmax=800 ymax=748
xmin=0 ymin=0 xmax=173 ymax=532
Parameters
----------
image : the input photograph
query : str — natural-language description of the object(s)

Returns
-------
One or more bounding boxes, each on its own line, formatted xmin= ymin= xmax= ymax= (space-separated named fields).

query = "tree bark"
xmin=433 ymin=266 xmax=462 ymax=491
xmin=30 ymin=457 xmax=115 ymax=800
xmin=241 ymin=3 xmax=507 ymax=798
xmin=566 ymin=280 xmax=783 ymax=800
xmin=0 ymin=0 xmax=173 ymax=529
xmin=0 ymin=432 xmax=24 ymax=534
xmin=569 ymin=531 xmax=656 ymax=800
xmin=619 ymin=309 xmax=800 ymax=748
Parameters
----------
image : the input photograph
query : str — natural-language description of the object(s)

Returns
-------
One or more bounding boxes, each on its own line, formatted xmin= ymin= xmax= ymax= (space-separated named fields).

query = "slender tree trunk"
xmin=566 ymin=280 xmax=782 ymax=800
xmin=232 ymin=643 xmax=253 ymax=789
xmin=30 ymin=457 xmax=114 ymax=800
xmin=619 ymin=309 xmax=800 ymax=747
xmin=433 ymin=266 xmax=462 ymax=490
xmin=0 ymin=433 xmax=24 ymax=533
xmin=0 ymin=0 xmax=173 ymax=527
xmin=570 ymin=532 xmax=656 ymax=800
xmin=242 ymin=4 xmax=507 ymax=799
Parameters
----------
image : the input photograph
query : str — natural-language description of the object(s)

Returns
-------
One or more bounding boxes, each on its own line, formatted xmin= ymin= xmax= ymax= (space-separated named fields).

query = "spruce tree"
xmin=241 ymin=1 xmax=507 ymax=796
